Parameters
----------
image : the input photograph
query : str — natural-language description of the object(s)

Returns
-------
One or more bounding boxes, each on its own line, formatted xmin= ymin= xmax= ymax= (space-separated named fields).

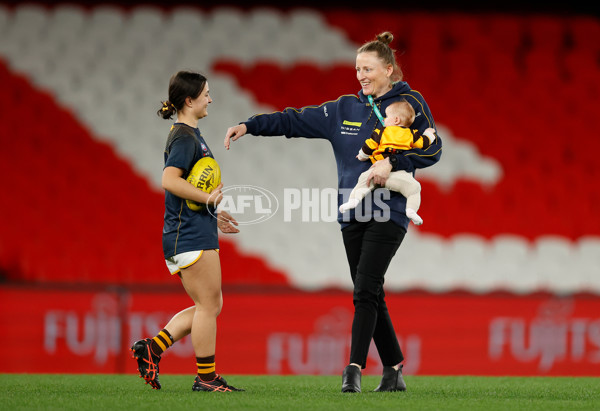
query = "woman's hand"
xmin=224 ymin=124 xmax=247 ymax=150
xmin=367 ymin=158 xmax=393 ymax=187
xmin=217 ymin=210 xmax=240 ymax=233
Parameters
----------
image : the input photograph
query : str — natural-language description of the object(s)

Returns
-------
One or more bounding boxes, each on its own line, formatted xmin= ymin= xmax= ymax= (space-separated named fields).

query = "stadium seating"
xmin=0 ymin=4 xmax=598 ymax=294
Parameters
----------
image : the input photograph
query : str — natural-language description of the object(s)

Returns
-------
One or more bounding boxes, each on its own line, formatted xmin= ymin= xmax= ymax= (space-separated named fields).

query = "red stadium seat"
xmin=526 ymin=15 xmax=567 ymax=52
xmin=484 ymin=14 xmax=526 ymax=53
xmin=322 ymin=10 xmax=363 ymax=44
xmin=443 ymin=13 xmax=488 ymax=51
xmin=567 ymin=16 xmax=600 ymax=53
xmin=212 ymin=59 xmax=245 ymax=86
xmin=246 ymin=61 xmax=286 ymax=109
xmin=321 ymin=62 xmax=357 ymax=99
xmin=1 ymin=9 xmax=598 ymax=296
xmin=524 ymin=50 xmax=563 ymax=83
xmin=285 ymin=62 xmax=324 ymax=108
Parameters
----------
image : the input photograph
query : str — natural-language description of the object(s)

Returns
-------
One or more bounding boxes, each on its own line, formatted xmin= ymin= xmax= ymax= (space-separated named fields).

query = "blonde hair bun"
xmin=376 ymin=32 xmax=394 ymax=46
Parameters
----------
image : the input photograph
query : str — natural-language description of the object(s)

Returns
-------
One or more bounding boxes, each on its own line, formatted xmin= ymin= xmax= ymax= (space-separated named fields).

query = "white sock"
xmin=339 ymin=198 xmax=360 ymax=213
xmin=406 ymin=208 xmax=423 ymax=225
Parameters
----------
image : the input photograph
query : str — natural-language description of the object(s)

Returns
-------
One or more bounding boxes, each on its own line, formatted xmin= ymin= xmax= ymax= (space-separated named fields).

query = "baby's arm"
xmin=357 ymin=127 xmax=383 ymax=161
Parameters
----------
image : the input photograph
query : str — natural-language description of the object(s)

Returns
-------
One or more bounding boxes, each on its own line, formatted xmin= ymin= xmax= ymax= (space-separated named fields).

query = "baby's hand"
xmin=423 ymin=128 xmax=436 ymax=144
xmin=357 ymin=150 xmax=370 ymax=161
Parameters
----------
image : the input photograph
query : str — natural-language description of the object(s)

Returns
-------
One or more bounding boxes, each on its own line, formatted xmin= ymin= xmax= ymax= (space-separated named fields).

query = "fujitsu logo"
xmin=43 ymin=294 xmax=195 ymax=365
xmin=488 ymin=298 xmax=600 ymax=371
xmin=266 ymin=307 xmax=421 ymax=375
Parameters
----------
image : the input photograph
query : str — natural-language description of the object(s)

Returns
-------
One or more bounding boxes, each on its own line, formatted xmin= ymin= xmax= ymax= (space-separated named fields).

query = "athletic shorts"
xmin=165 ymin=249 xmax=218 ymax=275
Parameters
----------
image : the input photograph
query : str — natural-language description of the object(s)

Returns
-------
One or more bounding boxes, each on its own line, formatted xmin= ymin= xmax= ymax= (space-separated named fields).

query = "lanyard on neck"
xmin=367 ymin=95 xmax=386 ymax=127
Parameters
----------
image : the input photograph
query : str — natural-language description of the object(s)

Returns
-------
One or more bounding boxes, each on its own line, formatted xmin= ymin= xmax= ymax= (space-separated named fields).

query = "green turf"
xmin=1 ymin=374 xmax=598 ymax=410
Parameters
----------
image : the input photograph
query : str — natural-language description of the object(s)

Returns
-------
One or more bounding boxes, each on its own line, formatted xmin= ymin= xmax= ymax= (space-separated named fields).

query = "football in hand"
xmin=186 ymin=156 xmax=221 ymax=211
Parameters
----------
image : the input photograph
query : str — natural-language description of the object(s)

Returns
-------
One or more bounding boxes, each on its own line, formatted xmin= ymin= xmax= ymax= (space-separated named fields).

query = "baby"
xmin=339 ymin=99 xmax=436 ymax=225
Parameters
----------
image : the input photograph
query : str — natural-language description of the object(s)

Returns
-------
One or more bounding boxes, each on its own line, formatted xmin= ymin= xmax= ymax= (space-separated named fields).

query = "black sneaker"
xmin=374 ymin=365 xmax=407 ymax=392
xmin=131 ymin=338 xmax=161 ymax=390
xmin=341 ymin=365 xmax=361 ymax=393
xmin=192 ymin=375 xmax=244 ymax=392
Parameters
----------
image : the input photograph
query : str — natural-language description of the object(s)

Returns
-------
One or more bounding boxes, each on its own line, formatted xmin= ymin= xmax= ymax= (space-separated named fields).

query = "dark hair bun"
xmin=157 ymin=100 xmax=176 ymax=120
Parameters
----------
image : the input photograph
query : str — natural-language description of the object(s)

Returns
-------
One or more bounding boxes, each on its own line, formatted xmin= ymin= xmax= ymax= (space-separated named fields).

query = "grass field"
xmin=2 ymin=374 xmax=599 ymax=410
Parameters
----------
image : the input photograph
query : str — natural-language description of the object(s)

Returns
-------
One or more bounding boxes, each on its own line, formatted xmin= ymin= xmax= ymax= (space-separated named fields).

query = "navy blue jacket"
xmin=244 ymin=81 xmax=442 ymax=230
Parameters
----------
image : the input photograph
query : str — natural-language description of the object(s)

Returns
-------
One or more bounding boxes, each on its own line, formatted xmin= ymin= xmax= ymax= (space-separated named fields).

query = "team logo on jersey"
xmin=201 ymin=142 xmax=208 ymax=153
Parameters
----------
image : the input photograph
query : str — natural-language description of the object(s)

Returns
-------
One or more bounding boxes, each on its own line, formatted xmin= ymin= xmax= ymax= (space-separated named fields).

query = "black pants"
xmin=342 ymin=219 xmax=406 ymax=369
